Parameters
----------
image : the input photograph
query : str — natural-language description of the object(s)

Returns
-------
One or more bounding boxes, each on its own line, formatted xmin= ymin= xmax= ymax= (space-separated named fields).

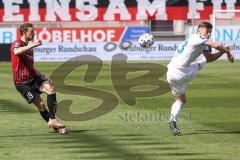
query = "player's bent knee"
xmin=176 ymin=95 xmax=186 ymax=104
xmin=180 ymin=97 xmax=186 ymax=104
xmin=47 ymin=89 xmax=55 ymax=95
xmin=43 ymin=87 xmax=56 ymax=95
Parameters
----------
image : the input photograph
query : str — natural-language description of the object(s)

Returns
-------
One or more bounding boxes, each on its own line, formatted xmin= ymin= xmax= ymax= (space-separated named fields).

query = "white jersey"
xmin=168 ymin=34 xmax=211 ymax=75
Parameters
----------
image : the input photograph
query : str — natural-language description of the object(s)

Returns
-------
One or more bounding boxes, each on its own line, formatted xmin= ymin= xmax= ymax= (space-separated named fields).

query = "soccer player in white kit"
xmin=167 ymin=22 xmax=234 ymax=136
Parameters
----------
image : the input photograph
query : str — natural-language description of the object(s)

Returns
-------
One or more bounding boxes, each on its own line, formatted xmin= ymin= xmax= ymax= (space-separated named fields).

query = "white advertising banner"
xmin=215 ymin=25 xmax=240 ymax=42
xmin=215 ymin=25 xmax=240 ymax=59
xmin=34 ymin=41 xmax=181 ymax=61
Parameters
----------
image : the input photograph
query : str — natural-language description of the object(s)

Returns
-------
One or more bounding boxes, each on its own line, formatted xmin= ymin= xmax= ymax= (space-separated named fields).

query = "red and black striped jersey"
xmin=10 ymin=39 xmax=36 ymax=85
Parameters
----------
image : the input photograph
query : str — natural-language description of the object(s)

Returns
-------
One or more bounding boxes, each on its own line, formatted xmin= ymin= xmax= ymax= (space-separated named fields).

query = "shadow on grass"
xmin=185 ymin=159 xmax=220 ymax=160
xmin=0 ymin=128 xmax=218 ymax=160
xmin=0 ymin=129 xmax=96 ymax=138
xmin=0 ymin=133 xmax=53 ymax=138
xmin=0 ymin=99 xmax=35 ymax=114
xmin=186 ymin=122 xmax=240 ymax=135
xmin=186 ymin=97 xmax=240 ymax=109
xmin=186 ymin=130 xmax=240 ymax=135
xmin=43 ymin=130 xmax=215 ymax=160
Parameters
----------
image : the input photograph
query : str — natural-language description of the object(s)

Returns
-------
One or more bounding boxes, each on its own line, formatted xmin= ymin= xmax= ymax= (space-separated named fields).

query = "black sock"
xmin=40 ymin=110 xmax=49 ymax=122
xmin=47 ymin=94 xmax=57 ymax=119
xmin=40 ymin=109 xmax=58 ymax=132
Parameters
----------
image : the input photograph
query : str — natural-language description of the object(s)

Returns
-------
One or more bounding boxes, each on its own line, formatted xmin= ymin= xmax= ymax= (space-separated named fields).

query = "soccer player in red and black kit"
xmin=10 ymin=23 xmax=68 ymax=134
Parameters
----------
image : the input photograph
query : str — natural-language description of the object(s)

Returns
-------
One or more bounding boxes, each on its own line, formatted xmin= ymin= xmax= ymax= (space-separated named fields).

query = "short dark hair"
xmin=19 ymin=23 xmax=33 ymax=35
xmin=198 ymin=21 xmax=212 ymax=29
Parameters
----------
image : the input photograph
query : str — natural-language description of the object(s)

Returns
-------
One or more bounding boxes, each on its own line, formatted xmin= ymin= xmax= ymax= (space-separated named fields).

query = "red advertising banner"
xmin=0 ymin=0 xmax=239 ymax=22
xmin=17 ymin=28 xmax=126 ymax=42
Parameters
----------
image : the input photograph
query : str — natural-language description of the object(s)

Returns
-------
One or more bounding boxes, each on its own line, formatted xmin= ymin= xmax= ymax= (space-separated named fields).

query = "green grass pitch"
xmin=0 ymin=60 xmax=240 ymax=160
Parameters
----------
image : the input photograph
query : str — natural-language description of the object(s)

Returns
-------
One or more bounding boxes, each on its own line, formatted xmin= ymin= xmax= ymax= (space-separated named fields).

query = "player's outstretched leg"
xmin=39 ymin=81 xmax=65 ymax=129
xmin=46 ymin=97 xmax=70 ymax=134
xmin=33 ymin=98 xmax=69 ymax=134
xmin=46 ymin=93 xmax=65 ymax=129
xmin=46 ymin=93 xmax=69 ymax=134
xmin=40 ymin=81 xmax=69 ymax=133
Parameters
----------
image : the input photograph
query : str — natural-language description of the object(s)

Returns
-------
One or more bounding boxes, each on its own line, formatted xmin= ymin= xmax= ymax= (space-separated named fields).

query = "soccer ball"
xmin=138 ymin=33 xmax=154 ymax=48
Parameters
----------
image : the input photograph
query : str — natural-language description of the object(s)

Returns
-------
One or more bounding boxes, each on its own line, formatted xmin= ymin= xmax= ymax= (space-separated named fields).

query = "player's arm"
xmin=204 ymin=40 xmax=234 ymax=63
xmin=203 ymin=50 xmax=225 ymax=62
xmin=13 ymin=39 xmax=42 ymax=55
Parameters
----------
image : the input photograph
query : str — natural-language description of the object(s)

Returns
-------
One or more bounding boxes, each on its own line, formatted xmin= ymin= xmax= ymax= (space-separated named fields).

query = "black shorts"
xmin=16 ymin=76 xmax=49 ymax=104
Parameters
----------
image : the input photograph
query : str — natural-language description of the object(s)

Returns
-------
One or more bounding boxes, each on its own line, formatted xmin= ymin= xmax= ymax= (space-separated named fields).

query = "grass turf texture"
xmin=0 ymin=60 xmax=240 ymax=160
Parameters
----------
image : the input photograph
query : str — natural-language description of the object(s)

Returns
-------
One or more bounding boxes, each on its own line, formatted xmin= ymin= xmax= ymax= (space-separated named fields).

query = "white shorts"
xmin=167 ymin=64 xmax=198 ymax=96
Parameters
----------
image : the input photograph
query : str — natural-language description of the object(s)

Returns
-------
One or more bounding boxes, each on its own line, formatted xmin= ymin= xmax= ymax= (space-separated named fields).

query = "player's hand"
xmin=31 ymin=39 xmax=42 ymax=48
xmin=224 ymin=45 xmax=234 ymax=63
xmin=227 ymin=52 xmax=234 ymax=63
xmin=225 ymin=45 xmax=230 ymax=50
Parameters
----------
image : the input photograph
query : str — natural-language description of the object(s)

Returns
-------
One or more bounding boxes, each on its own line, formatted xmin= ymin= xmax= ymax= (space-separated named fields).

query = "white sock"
xmin=170 ymin=100 xmax=184 ymax=122
xmin=197 ymin=57 xmax=207 ymax=70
